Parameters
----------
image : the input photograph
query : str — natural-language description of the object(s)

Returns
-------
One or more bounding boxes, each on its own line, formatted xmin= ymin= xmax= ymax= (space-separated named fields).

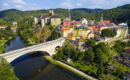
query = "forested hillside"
xmin=87 ymin=4 xmax=130 ymax=26
xmin=0 ymin=4 xmax=129 ymax=26
xmin=0 ymin=8 xmax=103 ymax=22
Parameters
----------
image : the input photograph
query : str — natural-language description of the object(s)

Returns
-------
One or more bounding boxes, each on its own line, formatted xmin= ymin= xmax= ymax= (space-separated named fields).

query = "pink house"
xmin=63 ymin=20 xmax=71 ymax=27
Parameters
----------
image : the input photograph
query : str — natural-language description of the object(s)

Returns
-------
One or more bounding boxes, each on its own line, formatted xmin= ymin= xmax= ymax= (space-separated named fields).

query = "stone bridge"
xmin=0 ymin=38 xmax=65 ymax=63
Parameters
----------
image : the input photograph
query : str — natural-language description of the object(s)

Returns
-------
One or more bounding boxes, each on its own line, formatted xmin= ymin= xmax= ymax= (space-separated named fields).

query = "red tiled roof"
xmin=61 ymin=27 xmax=70 ymax=31
xmin=95 ymin=25 xmax=101 ymax=27
xmin=102 ymin=20 xmax=111 ymax=24
xmin=71 ymin=21 xmax=80 ymax=24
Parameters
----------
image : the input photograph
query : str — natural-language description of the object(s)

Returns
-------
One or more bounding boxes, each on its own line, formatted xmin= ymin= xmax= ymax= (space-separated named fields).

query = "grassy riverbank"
xmin=0 ymin=40 xmax=8 ymax=54
xmin=0 ymin=37 xmax=15 ymax=54
xmin=44 ymin=56 xmax=97 ymax=80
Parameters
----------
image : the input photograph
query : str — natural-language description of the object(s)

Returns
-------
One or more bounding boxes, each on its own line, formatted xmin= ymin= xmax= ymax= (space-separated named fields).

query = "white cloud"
xmin=31 ymin=7 xmax=42 ymax=10
xmin=60 ymin=0 xmax=74 ymax=8
xmin=3 ymin=3 xmax=9 ymax=7
xmin=80 ymin=0 xmax=130 ymax=9
xmin=16 ymin=5 xmax=23 ymax=8
xmin=12 ymin=0 xmax=26 ymax=5
xmin=77 ymin=3 xmax=83 ymax=7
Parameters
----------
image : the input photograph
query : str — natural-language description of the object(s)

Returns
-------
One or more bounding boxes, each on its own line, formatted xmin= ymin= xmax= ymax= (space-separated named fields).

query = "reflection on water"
xmin=5 ymin=37 xmax=24 ymax=52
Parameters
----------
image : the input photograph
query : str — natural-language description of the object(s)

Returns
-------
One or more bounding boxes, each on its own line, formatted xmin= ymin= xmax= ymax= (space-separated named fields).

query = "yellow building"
xmin=73 ymin=26 xmax=90 ymax=38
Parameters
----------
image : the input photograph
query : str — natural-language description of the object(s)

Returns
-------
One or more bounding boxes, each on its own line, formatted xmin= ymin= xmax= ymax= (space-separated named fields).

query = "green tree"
xmin=78 ymin=51 xmax=85 ymax=61
xmin=71 ymin=48 xmax=79 ymax=61
xmin=50 ymin=30 xmax=61 ymax=40
xmin=0 ymin=33 xmax=2 ymax=40
xmin=41 ymin=26 xmax=51 ymax=42
xmin=0 ymin=58 xmax=19 ymax=80
xmin=114 ymin=68 xmax=125 ymax=79
xmin=113 ymin=40 xmax=124 ymax=53
xmin=111 ymin=29 xmax=117 ymax=37
xmin=94 ymin=48 xmax=103 ymax=64
xmin=101 ymin=29 xmax=112 ymax=37
xmin=84 ymin=47 xmax=95 ymax=63
xmin=95 ymin=43 xmax=111 ymax=64
xmin=85 ymin=39 xmax=96 ymax=47
xmin=53 ymin=48 xmax=64 ymax=60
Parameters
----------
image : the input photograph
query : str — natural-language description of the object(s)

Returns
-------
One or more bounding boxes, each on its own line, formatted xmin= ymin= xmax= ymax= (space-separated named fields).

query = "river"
xmin=5 ymin=37 xmax=86 ymax=80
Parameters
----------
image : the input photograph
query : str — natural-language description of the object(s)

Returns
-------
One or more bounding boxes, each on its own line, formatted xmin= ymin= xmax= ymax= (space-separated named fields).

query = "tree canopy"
xmin=0 ymin=58 xmax=19 ymax=80
xmin=101 ymin=28 xmax=117 ymax=38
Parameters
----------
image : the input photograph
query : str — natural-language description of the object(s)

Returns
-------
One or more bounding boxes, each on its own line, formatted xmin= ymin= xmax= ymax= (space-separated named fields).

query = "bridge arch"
xmin=55 ymin=46 xmax=61 ymax=51
xmin=0 ymin=38 xmax=65 ymax=63
xmin=11 ymin=51 xmax=50 ymax=64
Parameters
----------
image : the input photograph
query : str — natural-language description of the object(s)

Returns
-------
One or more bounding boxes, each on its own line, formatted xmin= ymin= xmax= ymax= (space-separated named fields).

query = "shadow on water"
xmin=12 ymin=52 xmax=86 ymax=80
xmin=11 ymin=52 xmax=48 ymax=66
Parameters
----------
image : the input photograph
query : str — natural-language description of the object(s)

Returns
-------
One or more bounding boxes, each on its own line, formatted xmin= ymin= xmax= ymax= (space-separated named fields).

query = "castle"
xmin=34 ymin=9 xmax=61 ymax=28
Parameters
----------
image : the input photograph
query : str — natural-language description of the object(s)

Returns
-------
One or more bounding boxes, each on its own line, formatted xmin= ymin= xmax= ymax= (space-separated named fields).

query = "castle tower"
xmin=49 ymin=9 xmax=54 ymax=16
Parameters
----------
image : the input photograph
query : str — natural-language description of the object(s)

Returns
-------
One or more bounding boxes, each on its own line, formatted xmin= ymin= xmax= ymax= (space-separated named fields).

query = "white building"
xmin=34 ymin=17 xmax=39 ymax=24
xmin=12 ymin=21 xmax=17 ymax=26
xmin=119 ymin=23 xmax=128 ymax=38
xmin=80 ymin=18 xmax=88 ymax=25
xmin=115 ymin=28 xmax=121 ymax=38
xmin=87 ymin=32 xmax=94 ymax=39
xmin=119 ymin=23 xmax=128 ymax=28
xmin=41 ymin=19 xmax=45 ymax=28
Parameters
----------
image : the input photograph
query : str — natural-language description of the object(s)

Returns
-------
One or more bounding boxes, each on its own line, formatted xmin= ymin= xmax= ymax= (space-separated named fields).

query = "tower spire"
xmin=68 ymin=8 xmax=71 ymax=21
xmin=69 ymin=8 xmax=71 ymax=17
xmin=100 ymin=14 xmax=103 ymax=24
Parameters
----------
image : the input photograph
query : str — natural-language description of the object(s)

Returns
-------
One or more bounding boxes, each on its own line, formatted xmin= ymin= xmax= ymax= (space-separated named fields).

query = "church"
xmin=34 ymin=9 xmax=61 ymax=28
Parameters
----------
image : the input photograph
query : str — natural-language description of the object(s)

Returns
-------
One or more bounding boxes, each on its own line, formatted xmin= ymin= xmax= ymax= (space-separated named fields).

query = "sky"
xmin=0 ymin=0 xmax=130 ymax=11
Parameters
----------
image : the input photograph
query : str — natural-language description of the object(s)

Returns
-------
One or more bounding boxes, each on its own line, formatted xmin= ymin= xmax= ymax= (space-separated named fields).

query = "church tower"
xmin=68 ymin=8 xmax=71 ymax=21
xmin=100 ymin=14 xmax=103 ymax=24
xmin=49 ymin=9 xmax=54 ymax=16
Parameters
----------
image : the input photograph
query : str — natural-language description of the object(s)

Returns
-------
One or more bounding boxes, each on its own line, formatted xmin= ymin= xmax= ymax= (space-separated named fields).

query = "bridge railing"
xmin=0 ymin=38 xmax=65 ymax=57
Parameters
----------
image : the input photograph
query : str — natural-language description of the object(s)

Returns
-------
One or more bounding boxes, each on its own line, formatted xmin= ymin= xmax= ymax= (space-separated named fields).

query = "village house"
xmin=56 ymin=12 xmax=122 ymax=41
xmin=73 ymin=26 xmax=91 ymax=39
xmin=63 ymin=16 xmax=71 ymax=27
xmin=88 ymin=20 xmax=96 ymax=26
xmin=61 ymin=27 xmax=71 ymax=37
xmin=87 ymin=32 xmax=95 ymax=39
xmin=80 ymin=18 xmax=88 ymax=25
xmin=67 ymin=35 xmax=76 ymax=40
xmin=119 ymin=23 xmax=128 ymax=38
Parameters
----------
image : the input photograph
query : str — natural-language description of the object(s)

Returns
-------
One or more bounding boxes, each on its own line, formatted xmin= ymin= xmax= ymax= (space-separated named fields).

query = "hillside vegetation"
xmin=0 ymin=4 xmax=130 ymax=26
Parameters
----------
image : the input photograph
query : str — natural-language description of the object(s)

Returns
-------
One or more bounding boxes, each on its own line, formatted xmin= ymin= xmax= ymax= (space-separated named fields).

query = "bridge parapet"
xmin=0 ymin=38 xmax=65 ymax=59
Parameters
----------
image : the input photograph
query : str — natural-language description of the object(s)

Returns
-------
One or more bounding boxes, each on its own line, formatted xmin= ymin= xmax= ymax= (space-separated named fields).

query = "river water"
xmin=5 ymin=37 xmax=86 ymax=80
